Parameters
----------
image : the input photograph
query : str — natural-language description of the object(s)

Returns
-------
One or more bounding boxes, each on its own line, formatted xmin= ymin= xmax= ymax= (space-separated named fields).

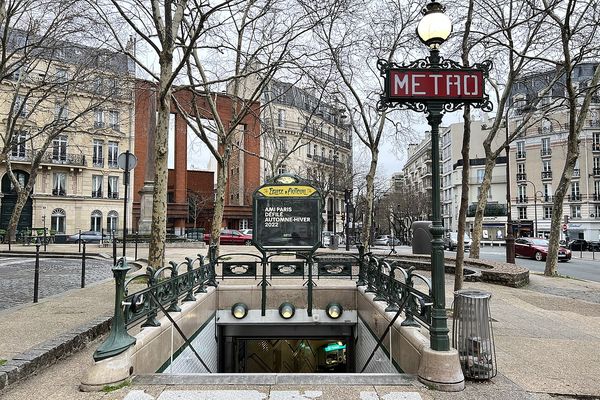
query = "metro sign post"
xmin=377 ymin=1 xmax=493 ymax=354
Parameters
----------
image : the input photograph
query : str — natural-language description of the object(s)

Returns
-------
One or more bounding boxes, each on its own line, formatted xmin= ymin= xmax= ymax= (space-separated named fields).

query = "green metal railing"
xmin=94 ymin=246 xmax=433 ymax=360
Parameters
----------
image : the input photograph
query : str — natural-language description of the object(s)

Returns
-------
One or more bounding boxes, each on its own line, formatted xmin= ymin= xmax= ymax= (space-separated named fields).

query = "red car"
xmin=514 ymin=238 xmax=571 ymax=262
xmin=203 ymin=229 xmax=253 ymax=245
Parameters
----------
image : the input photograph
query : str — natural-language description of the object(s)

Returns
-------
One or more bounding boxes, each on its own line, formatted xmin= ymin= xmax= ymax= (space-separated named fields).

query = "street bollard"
xmin=81 ymin=241 xmax=86 ymax=288
xmin=33 ymin=239 xmax=41 ymax=303
xmin=78 ymin=229 xmax=82 ymax=253
xmin=112 ymin=230 xmax=117 ymax=266
xmin=8 ymin=238 xmax=11 ymax=252
xmin=43 ymin=228 xmax=47 ymax=252
xmin=580 ymin=247 xmax=583 ymax=258
xmin=134 ymin=231 xmax=138 ymax=261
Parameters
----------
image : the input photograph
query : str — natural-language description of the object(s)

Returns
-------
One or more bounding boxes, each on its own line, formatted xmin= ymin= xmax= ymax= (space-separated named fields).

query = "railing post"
xmin=134 ymin=231 xmax=138 ymax=261
xmin=356 ymin=244 xmax=366 ymax=287
xmin=81 ymin=241 xmax=86 ymax=288
xmin=183 ymin=257 xmax=196 ymax=302
xmin=167 ymin=261 xmax=182 ymax=312
xmin=112 ymin=230 xmax=117 ymax=266
xmin=194 ymin=254 xmax=207 ymax=294
xmin=401 ymin=269 xmax=420 ymax=327
xmin=33 ymin=239 xmax=41 ymax=303
xmin=141 ymin=267 xmax=161 ymax=328
xmin=384 ymin=266 xmax=400 ymax=312
xmin=8 ymin=237 xmax=11 ymax=251
xmin=78 ymin=229 xmax=82 ymax=253
xmin=372 ymin=257 xmax=386 ymax=302
xmin=43 ymin=227 xmax=47 ymax=252
xmin=207 ymin=244 xmax=218 ymax=287
xmin=365 ymin=256 xmax=377 ymax=293
xmin=93 ymin=257 xmax=137 ymax=361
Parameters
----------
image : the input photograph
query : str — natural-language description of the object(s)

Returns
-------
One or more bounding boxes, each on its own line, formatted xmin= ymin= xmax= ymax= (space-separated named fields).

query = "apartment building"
xmin=0 ymin=31 xmax=135 ymax=236
xmin=509 ymin=63 xmax=600 ymax=240
xmin=396 ymin=120 xmax=507 ymax=241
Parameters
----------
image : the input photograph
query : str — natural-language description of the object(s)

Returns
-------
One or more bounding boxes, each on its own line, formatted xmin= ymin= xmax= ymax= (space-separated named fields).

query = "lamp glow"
xmin=231 ymin=303 xmax=248 ymax=319
xmin=416 ymin=1 xmax=452 ymax=49
xmin=326 ymin=303 xmax=343 ymax=319
xmin=279 ymin=302 xmax=295 ymax=319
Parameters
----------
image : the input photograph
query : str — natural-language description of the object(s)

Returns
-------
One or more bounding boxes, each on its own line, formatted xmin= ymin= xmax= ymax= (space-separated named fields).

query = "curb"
xmin=0 ymin=315 xmax=112 ymax=392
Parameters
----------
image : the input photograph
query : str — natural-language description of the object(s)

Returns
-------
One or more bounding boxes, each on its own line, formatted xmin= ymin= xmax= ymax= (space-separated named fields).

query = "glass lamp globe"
xmin=417 ymin=1 xmax=452 ymax=49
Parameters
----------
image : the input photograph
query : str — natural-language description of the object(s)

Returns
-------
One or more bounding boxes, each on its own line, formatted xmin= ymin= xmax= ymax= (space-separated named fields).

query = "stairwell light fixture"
xmin=231 ymin=303 xmax=248 ymax=319
xmin=416 ymin=1 xmax=452 ymax=49
xmin=279 ymin=302 xmax=296 ymax=319
xmin=326 ymin=303 xmax=343 ymax=319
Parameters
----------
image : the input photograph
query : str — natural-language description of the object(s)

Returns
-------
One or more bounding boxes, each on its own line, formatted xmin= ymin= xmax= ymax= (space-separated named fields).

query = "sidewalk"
xmin=0 ymin=246 xmax=598 ymax=399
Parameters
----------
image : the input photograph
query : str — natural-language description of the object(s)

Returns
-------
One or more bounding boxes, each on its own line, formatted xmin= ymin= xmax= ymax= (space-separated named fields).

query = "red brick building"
xmin=133 ymin=80 xmax=261 ymax=233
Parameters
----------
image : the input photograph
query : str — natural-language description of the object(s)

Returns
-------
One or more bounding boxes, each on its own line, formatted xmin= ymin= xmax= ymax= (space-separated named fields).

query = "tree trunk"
xmin=468 ymin=155 xmax=496 ymax=259
xmin=362 ymin=149 xmax=378 ymax=248
xmin=148 ymin=64 xmax=173 ymax=269
xmin=211 ymin=143 xmax=231 ymax=252
xmin=455 ymin=106 xmax=471 ymax=291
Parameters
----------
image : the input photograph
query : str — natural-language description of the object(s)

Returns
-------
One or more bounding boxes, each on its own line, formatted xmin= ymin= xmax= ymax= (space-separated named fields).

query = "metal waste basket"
xmin=452 ymin=290 xmax=497 ymax=380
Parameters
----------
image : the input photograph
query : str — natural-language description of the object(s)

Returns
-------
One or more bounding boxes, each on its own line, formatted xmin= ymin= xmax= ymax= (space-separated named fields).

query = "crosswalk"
xmin=123 ymin=390 xmax=423 ymax=400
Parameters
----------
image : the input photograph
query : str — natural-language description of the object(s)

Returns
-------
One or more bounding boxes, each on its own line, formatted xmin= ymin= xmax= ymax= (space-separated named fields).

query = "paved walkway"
xmin=0 ymin=246 xmax=598 ymax=399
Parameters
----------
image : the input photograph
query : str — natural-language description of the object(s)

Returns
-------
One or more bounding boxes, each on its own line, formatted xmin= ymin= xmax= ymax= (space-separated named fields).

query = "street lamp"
xmin=416 ymin=0 xmax=452 ymax=352
xmin=524 ymin=180 xmax=543 ymax=238
xmin=333 ymin=151 xmax=338 ymax=238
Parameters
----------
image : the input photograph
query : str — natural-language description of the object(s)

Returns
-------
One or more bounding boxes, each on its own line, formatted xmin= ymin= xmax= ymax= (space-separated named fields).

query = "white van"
xmin=444 ymin=232 xmax=472 ymax=251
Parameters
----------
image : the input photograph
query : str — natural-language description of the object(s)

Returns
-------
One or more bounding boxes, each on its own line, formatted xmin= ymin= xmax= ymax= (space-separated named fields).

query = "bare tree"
xmin=89 ymin=0 xmax=235 ymax=268
xmin=316 ymin=0 xmax=423 ymax=248
xmin=187 ymin=188 xmax=212 ymax=230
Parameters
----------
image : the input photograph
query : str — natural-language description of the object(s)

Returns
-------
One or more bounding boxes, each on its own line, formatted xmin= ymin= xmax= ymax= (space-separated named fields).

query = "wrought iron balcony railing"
xmin=92 ymin=190 xmax=103 ymax=198
xmin=540 ymin=148 xmax=552 ymax=157
xmin=516 ymin=173 xmax=527 ymax=181
xmin=516 ymin=151 xmax=526 ymax=159
xmin=541 ymin=171 xmax=553 ymax=180
xmin=516 ymin=196 xmax=528 ymax=204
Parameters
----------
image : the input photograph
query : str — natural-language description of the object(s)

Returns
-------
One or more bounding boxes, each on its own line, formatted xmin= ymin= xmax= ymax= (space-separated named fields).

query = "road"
xmin=0 ymin=257 xmax=113 ymax=311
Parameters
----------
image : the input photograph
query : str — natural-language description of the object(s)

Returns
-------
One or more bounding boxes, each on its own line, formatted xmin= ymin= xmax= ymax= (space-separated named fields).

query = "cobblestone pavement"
xmin=0 ymin=257 xmax=113 ymax=310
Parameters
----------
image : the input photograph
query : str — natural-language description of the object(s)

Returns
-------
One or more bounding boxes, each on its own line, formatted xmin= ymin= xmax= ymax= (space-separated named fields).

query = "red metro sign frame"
xmin=377 ymin=58 xmax=493 ymax=113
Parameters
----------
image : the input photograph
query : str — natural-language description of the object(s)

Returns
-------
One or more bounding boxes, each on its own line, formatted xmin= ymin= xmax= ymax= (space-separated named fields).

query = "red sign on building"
xmin=387 ymin=69 xmax=485 ymax=101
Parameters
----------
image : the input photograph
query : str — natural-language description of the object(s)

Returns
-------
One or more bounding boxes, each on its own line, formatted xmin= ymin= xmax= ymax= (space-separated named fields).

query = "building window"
xmin=90 ymin=210 xmax=102 ymax=232
xmin=277 ymin=109 xmax=285 ymax=127
xmin=593 ymin=132 xmax=600 ymax=150
xmin=278 ymin=165 xmax=287 ymax=175
xmin=93 ymin=140 xmax=104 ymax=166
xmin=11 ymin=131 xmax=27 ymax=158
xmin=543 ymin=206 xmax=552 ymax=219
xmin=51 ymin=208 xmax=66 ymax=233
xmin=109 ymin=110 xmax=120 ymax=130
xmin=541 ymin=137 xmax=551 ymax=155
xmin=570 ymin=205 xmax=581 ymax=219
xmin=518 ymin=185 xmax=527 ymax=201
xmin=278 ymin=136 xmax=287 ymax=152
xmin=517 ymin=163 xmax=525 ymax=174
xmin=542 ymin=160 xmax=551 ymax=172
xmin=55 ymin=101 xmax=68 ymax=121
xmin=240 ymin=219 xmax=249 ymax=230
xmin=52 ymin=173 xmax=66 ymax=196
xmin=543 ymin=183 xmax=552 ymax=201
xmin=476 ymin=169 xmax=485 ymax=183
xmin=321 ymin=147 xmax=325 ymax=158
xmin=518 ymin=207 xmax=527 ymax=220
xmin=516 ymin=141 xmax=525 ymax=158
xmin=52 ymin=135 xmax=67 ymax=161
xmin=14 ymin=95 xmax=27 ymax=117
xmin=92 ymin=175 xmax=103 ymax=198
xmin=571 ymin=181 xmax=580 ymax=200
xmin=108 ymin=176 xmax=119 ymax=199
xmin=94 ymin=109 xmax=105 ymax=128
xmin=107 ymin=211 xmax=118 ymax=232
xmin=55 ymin=68 xmax=68 ymax=83
xmin=108 ymin=141 xmax=118 ymax=168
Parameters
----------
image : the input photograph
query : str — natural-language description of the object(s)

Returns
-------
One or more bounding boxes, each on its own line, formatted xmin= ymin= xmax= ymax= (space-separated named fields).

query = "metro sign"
xmin=387 ymin=69 xmax=485 ymax=101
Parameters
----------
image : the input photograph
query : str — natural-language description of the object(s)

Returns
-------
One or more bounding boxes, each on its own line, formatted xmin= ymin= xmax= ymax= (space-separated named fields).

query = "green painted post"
xmin=93 ymin=257 xmax=136 ymax=361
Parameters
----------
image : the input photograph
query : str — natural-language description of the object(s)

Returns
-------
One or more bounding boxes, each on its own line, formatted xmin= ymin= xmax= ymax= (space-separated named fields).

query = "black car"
xmin=568 ymin=239 xmax=588 ymax=251
xmin=588 ymin=241 xmax=600 ymax=251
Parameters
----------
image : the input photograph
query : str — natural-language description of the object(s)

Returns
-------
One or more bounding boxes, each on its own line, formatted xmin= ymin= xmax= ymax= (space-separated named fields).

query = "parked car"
xmin=66 ymin=231 xmax=107 ymax=243
xmin=588 ymin=241 xmax=600 ymax=251
xmin=444 ymin=232 xmax=472 ymax=251
xmin=239 ymin=229 xmax=253 ymax=236
xmin=203 ymin=229 xmax=253 ymax=245
xmin=373 ymin=235 xmax=401 ymax=246
xmin=568 ymin=239 xmax=588 ymax=251
xmin=515 ymin=237 xmax=571 ymax=261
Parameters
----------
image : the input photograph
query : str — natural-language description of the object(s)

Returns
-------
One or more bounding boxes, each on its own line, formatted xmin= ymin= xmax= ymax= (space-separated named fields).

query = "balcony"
xmin=91 ymin=190 xmax=103 ymax=198
xmin=9 ymin=149 xmax=31 ymax=162
xmin=108 ymin=192 xmax=119 ymax=199
xmin=108 ymin=159 xmax=118 ymax=168
xmin=93 ymin=157 xmax=104 ymax=167
xmin=52 ymin=188 xmax=66 ymax=196
xmin=516 ymin=173 xmax=527 ymax=181
xmin=516 ymin=151 xmax=526 ymax=159
xmin=45 ymin=152 xmax=87 ymax=167
xmin=568 ymin=194 xmax=582 ymax=202
xmin=467 ymin=203 xmax=507 ymax=217
xmin=592 ymin=193 xmax=600 ymax=202
xmin=94 ymin=121 xmax=105 ymax=129
xmin=541 ymin=195 xmax=553 ymax=202
xmin=541 ymin=171 xmax=553 ymax=180
xmin=537 ymin=126 xmax=554 ymax=134
xmin=540 ymin=148 xmax=552 ymax=157
xmin=573 ymin=168 xmax=580 ymax=177
xmin=516 ymin=196 xmax=528 ymax=204
xmin=263 ymin=119 xmax=351 ymax=149
xmin=110 ymin=123 xmax=120 ymax=131
xmin=593 ymin=142 xmax=600 ymax=152
xmin=594 ymin=167 xmax=600 ymax=176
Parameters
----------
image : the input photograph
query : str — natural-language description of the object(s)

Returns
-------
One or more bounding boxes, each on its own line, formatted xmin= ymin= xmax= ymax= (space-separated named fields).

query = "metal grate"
xmin=452 ymin=290 xmax=497 ymax=380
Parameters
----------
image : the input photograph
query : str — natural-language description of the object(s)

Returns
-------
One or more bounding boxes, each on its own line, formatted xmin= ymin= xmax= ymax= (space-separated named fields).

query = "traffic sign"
xmin=117 ymin=151 xmax=137 ymax=171
xmin=562 ymin=224 xmax=568 ymax=232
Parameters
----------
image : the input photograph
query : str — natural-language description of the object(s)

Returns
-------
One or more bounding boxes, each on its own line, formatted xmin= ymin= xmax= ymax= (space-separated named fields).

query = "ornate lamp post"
xmin=415 ymin=1 xmax=452 ymax=351
xmin=378 ymin=0 xmax=492 ymax=353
